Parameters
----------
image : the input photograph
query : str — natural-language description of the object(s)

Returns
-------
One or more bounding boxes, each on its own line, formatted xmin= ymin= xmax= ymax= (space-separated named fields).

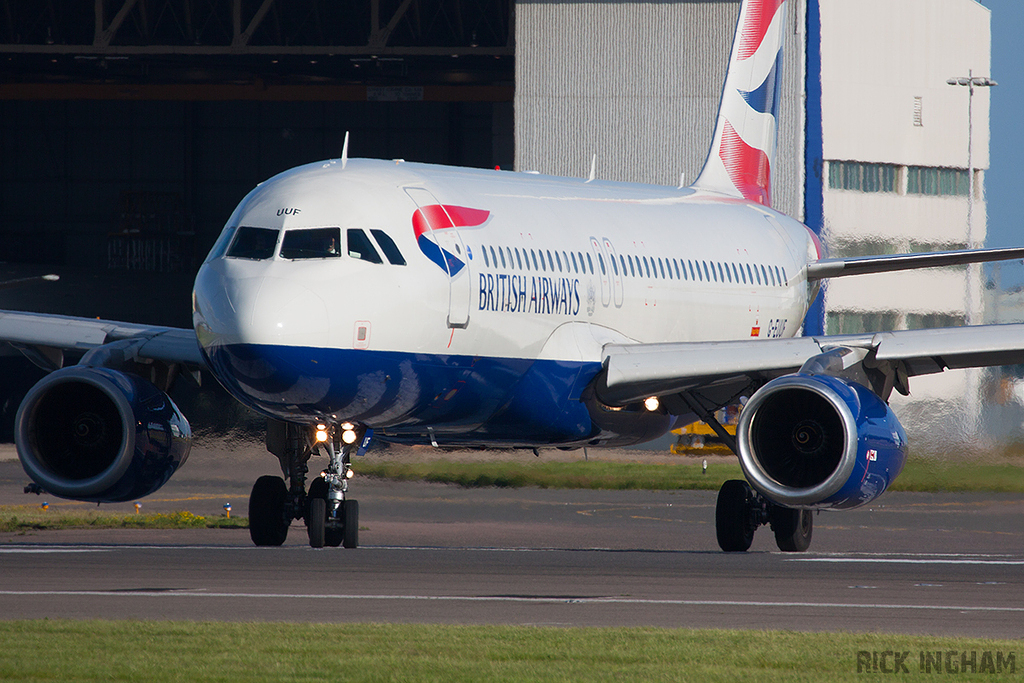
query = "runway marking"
xmin=787 ymin=557 xmax=1024 ymax=565
xmin=0 ymin=548 xmax=113 ymax=554
xmin=0 ymin=590 xmax=1021 ymax=613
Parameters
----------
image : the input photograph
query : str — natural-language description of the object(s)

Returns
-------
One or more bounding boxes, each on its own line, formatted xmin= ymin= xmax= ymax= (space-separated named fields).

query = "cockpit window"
xmin=226 ymin=226 xmax=279 ymax=260
xmin=347 ymin=229 xmax=383 ymax=264
xmin=280 ymin=227 xmax=341 ymax=259
xmin=370 ymin=229 xmax=406 ymax=265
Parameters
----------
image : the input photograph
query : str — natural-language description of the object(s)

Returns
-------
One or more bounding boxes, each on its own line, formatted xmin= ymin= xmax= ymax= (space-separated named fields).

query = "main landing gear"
xmin=715 ymin=479 xmax=812 ymax=552
xmin=248 ymin=420 xmax=362 ymax=549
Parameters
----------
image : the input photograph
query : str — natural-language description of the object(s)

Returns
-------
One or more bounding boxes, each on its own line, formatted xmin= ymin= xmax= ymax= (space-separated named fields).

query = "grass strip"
xmin=0 ymin=620 xmax=1020 ymax=682
xmin=0 ymin=508 xmax=246 ymax=532
xmin=356 ymin=457 xmax=1024 ymax=493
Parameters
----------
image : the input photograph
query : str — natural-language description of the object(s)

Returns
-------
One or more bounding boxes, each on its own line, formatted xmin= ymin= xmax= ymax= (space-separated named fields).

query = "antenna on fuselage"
xmin=341 ymin=131 xmax=350 ymax=170
xmin=585 ymin=154 xmax=596 ymax=183
xmin=678 ymin=172 xmax=686 ymax=189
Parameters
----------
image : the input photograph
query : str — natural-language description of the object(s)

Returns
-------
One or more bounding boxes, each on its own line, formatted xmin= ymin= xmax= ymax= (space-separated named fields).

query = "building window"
xmin=826 ymin=311 xmax=900 ymax=335
xmin=828 ymin=161 xmax=898 ymax=193
xmin=905 ymin=312 xmax=964 ymax=329
xmin=907 ymin=166 xmax=969 ymax=196
xmin=913 ymin=96 xmax=923 ymax=127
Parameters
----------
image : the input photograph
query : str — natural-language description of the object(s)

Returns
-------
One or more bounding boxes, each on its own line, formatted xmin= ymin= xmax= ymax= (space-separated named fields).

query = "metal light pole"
xmin=946 ymin=70 xmax=997 ymax=249
xmin=947 ymin=71 xmax=996 ymax=329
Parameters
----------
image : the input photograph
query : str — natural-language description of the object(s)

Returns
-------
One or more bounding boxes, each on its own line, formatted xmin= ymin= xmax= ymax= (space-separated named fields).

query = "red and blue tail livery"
xmin=695 ymin=0 xmax=786 ymax=206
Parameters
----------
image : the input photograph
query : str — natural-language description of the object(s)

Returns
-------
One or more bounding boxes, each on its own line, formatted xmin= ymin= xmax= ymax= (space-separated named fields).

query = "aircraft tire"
xmin=308 ymin=497 xmax=326 ymax=548
xmin=305 ymin=476 xmax=328 ymax=527
xmin=715 ymin=480 xmax=755 ymax=552
xmin=249 ymin=475 xmax=289 ymax=547
xmin=342 ymin=499 xmax=359 ymax=549
xmin=770 ymin=505 xmax=813 ymax=552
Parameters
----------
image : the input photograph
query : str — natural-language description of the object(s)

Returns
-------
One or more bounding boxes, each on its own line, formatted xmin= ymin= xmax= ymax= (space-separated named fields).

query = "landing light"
xmin=346 ymin=469 xmax=355 ymax=479
xmin=341 ymin=422 xmax=355 ymax=431
xmin=315 ymin=428 xmax=329 ymax=443
xmin=644 ymin=396 xmax=660 ymax=412
xmin=342 ymin=429 xmax=358 ymax=444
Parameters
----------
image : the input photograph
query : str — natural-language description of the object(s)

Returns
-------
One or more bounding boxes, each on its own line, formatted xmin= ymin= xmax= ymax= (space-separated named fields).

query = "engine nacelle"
xmin=737 ymin=373 xmax=907 ymax=510
xmin=16 ymin=367 xmax=191 ymax=503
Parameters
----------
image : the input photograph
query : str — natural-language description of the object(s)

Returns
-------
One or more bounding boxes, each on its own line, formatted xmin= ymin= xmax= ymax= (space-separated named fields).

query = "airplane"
xmin=3 ymin=0 xmax=1024 ymax=552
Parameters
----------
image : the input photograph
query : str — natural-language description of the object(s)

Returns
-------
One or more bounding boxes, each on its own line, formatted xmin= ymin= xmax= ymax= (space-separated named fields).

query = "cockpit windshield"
xmin=280 ymin=227 xmax=342 ymax=259
xmin=226 ymin=226 xmax=279 ymax=260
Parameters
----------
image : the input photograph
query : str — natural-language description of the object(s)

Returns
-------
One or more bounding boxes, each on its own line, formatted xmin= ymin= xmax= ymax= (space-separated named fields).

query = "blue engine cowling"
xmin=15 ymin=367 xmax=192 ymax=503
xmin=737 ymin=373 xmax=907 ymax=510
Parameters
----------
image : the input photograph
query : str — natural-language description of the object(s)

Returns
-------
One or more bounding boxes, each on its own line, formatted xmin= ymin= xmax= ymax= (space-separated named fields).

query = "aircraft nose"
xmin=194 ymin=265 xmax=329 ymax=349
xmin=248 ymin=277 xmax=330 ymax=346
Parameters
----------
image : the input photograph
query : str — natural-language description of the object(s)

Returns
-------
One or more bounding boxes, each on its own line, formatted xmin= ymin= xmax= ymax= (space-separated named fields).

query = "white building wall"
xmin=820 ymin=0 xmax=991 ymax=170
xmin=819 ymin=0 xmax=992 ymax=451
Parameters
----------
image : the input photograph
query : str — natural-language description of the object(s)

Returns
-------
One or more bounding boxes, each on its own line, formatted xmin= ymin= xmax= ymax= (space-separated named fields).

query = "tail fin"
xmin=693 ymin=0 xmax=787 ymax=207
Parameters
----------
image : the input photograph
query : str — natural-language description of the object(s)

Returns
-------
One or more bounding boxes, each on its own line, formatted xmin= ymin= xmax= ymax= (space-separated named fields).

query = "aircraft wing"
xmin=807 ymin=246 xmax=1024 ymax=280
xmin=598 ymin=324 xmax=1024 ymax=406
xmin=0 ymin=309 xmax=204 ymax=372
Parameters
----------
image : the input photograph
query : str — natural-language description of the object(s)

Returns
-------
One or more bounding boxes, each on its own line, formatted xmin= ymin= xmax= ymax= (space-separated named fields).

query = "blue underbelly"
xmin=203 ymin=343 xmax=607 ymax=445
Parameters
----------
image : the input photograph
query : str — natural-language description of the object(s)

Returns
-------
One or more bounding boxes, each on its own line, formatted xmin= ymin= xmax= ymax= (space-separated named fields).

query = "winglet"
xmin=692 ymin=0 xmax=787 ymax=207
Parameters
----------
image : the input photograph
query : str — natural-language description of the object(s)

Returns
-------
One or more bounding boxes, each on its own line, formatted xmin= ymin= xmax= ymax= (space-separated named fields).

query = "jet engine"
xmin=16 ymin=367 xmax=191 ymax=503
xmin=737 ymin=373 xmax=907 ymax=510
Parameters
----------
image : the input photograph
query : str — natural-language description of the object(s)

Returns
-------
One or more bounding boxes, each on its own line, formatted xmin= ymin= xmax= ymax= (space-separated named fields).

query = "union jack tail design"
xmin=693 ymin=0 xmax=787 ymax=207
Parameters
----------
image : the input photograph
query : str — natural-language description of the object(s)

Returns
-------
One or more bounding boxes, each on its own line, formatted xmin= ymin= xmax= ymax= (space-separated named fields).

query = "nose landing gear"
xmin=247 ymin=419 xmax=365 ymax=548
xmin=306 ymin=423 xmax=361 ymax=549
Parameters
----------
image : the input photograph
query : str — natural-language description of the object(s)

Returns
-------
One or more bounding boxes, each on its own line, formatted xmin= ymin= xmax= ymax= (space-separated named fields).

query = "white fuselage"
xmin=192 ymin=158 xmax=818 ymax=446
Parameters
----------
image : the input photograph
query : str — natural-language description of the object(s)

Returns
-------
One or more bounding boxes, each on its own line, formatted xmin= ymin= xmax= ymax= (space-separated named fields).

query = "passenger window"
xmin=755 ymin=265 xmax=762 ymax=285
xmin=491 ymin=246 xmax=499 ymax=268
xmin=369 ymin=230 xmax=406 ymax=265
xmin=586 ymin=253 xmax=594 ymax=273
xmin=770 ymin=266 xmax=777 ymax=286
xmin=556 ymin=251 xmax=563 ymax=271
xmin=280 ymin=227 xmax=342 ymax=260
xmin=781 ymin=266 xmax=787 ymax=284
xmin=532 ymin=250 xmax=539 ymax=271
xmin=571 ymin=252 xmax=578 ymax=273
xmin=227 ymin=226 xmax=280 ymax=260
xmin=499 ymin=248 xmax=507 ymax=268
xmin=775 ymin=266 xmax=782 ymax=285
xmin=761 ymin=265 xmax=768 ymax=285
xmin=347 ymin=229 xmax=383 ymax=264
xmin=628 ymin=257 xmax=636 ymax=277
xmin=547 ymin=250 xmax=554 ymax=271
xmin=746 ymin=264 xmax=754 ymax=283
xmin=482 ymin=246 xmax=491 ymax=267
xmin=516 ymin=249 xmax=523 ymax=270
xmin=619 ymin=255 xmax=626 ymax=276
xmin=674 ymin=260 xmax=680 ymax=279
xmin=659 ymin=259 xmax=666 ymax=279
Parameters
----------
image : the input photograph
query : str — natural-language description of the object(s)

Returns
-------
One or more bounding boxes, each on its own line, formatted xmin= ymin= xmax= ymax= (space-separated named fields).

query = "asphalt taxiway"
xmin=1 ymin=447 xmax=1022 ymax=637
